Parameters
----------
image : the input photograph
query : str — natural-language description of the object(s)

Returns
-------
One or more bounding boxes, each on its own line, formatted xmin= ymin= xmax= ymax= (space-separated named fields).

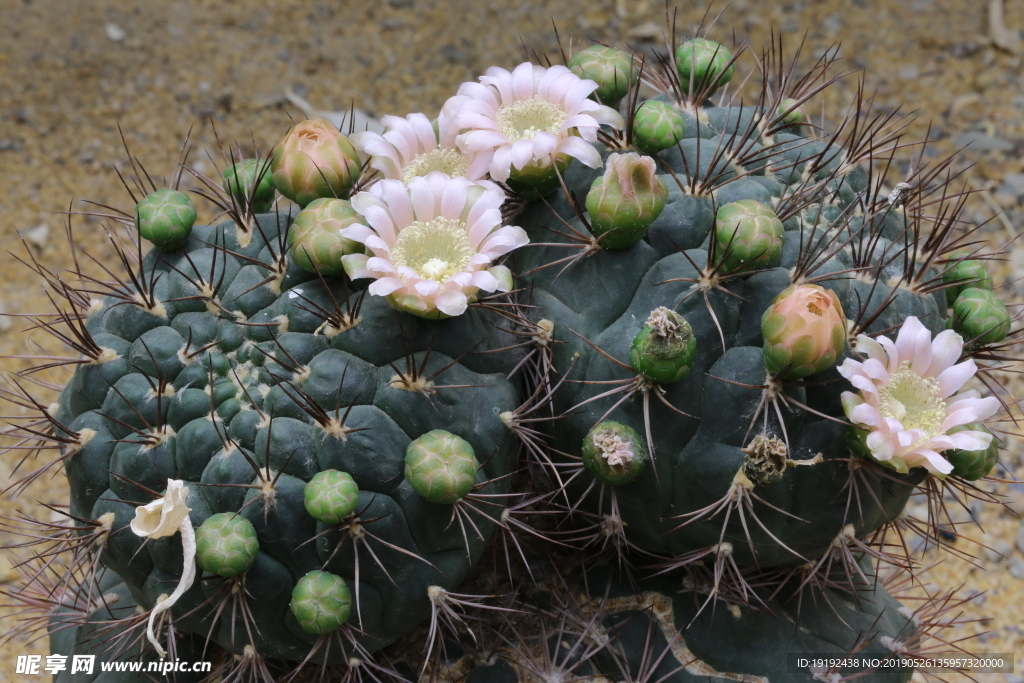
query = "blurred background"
xmin=0 ymin=1 xmax=1022 ymax=679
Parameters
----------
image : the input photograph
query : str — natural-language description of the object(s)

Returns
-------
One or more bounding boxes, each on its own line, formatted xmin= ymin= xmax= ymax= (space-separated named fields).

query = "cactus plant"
xmin=0 ymin=10 xmax=1015 ymax=683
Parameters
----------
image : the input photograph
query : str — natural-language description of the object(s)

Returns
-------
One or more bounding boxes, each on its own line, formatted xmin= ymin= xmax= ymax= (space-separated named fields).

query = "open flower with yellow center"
xmin=351 ymin=112 xmax=479 ymax=183
xmin=838 ymin=316 xmax=999 ymax=476
xmin=341 ymin=172 xmax=528 ymax=318
xmin=442 ymin=62 xmax=624 ymax=182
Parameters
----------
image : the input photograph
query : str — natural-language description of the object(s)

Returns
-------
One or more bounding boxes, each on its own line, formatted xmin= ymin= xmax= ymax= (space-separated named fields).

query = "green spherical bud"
xmin=134 ymin=188 xmax=197 ymax=251
xmin=194 ymin=512 xmax=259 ymax=578
xmin=289 ymin=570 xmax=352 ymax=634
xmin=304 ymin=470 xmax=360 ymax=524
xmin=288 ymin=198 xmax=363 ymax=276
xmin=951 ymin=287 xmax=1010 ymax=347
xmin=581 ymin=421 xmax=646 ymax=485
xmin=629 ymin=307 xmax=696 ymax=384
xmin=942 ymin=252 xmax=994 ymax=306
xmin=632 ymin=101 xmax=685 ymax=155
xmin=777 ymin=98 xmax=809 ymax=128
xmin=567 ymin=45 xmax=638 ymax=105
xmin=674 ymin=38 xmax=734 ymax=94
xmin=714 ymin=200 xmax=785 ymax=272
xmin=223 ymin=159 xmax=276 ymax=214
xmin=272 ymin=119 xmax=361 ymax=207
xmin=506 ymin=154 xmax=570 ymax=200
xmin=585 ymin=153 xmax=668 ymax=249
xmin=943 ymin=423 xmax=999 ymax=481
xmin=404 ymin=430 xmax=479 ymax=504
xmin=761 ymin=284 xmax=846 ymax=378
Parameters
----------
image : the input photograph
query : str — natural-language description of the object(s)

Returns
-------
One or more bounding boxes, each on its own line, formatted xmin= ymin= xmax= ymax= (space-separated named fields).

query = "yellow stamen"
xmin=496 ymin=96 xmax=567 ymax=142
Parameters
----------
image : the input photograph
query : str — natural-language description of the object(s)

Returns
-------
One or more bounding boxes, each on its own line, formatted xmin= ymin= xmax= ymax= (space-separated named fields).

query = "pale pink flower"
xmin=838 ymin=317 xmax=999 ymax=476
xmin=341 ymin=172 xmax=528 ymax=318
xmin=442 ymin=62 xmax=624 ymax=182
xmin=350 ymin=112 xmax=481 ymax=183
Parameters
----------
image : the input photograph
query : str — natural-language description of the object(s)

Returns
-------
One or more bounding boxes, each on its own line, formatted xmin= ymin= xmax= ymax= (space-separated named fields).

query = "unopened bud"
xmin=586 ymin=153 xmax=668 ymax=249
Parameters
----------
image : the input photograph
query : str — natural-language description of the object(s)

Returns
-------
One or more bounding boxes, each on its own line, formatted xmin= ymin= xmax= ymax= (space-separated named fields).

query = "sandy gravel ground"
xmin=0 ymin=1 xmax=1022 ymax=681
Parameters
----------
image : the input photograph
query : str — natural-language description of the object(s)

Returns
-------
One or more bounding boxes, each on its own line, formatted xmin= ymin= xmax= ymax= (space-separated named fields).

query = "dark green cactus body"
xmin=515 ymin=102 xmax=936 ymax=569
xmin=56 ymin=211 xmax=522 ymax=663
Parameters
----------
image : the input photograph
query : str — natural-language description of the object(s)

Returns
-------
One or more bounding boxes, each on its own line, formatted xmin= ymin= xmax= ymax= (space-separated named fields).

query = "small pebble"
xmin=22 ymin=222 xmax=49 ymax=248
xmin=984 ymin=539 xmax=1013 ymax=563
xmin=1009 ymin=558 xmax=1024 ymax=580
xmin=1001 ymin=172 xmax=1024 ymax=197
xmin=1016 ymin=522 xmax=1024 ymax=555
xmin=952 ymin=131 xmax=1015 ymax=153
xmin=105 ymin=23 xmax=126 ymax=42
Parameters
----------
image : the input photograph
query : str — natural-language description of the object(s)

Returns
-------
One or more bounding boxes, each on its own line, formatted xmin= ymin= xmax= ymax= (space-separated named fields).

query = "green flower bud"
xmin=134 ymin=189 xmax=197 ymax=251
xmin=304 ymin=470 xmax=360 ymax=524
xmin=951 ymin=287 xmax=1011 ymax=347
xmin=714 ymin=200 xmax=785 ymax=272
xmin=942 ymin=252 xmax=994 ymax=306
xmin=776 ymin=98 xmax=809 ymax=128
xmin=632 ymin=101 xmax=685 ymax=155
xmin=674 ymin=38 xmax=735 ymax=94
xmin=404 ymin=430 xmax=479 ymax=504
xmin=506 ymin=153 xmax=570 ymax=200
xmin=629 ymin=307 xmax=696 ymax=384
xmin=194 ymin=512 xmax=259 ymax=578
xmin=567 ymin=45 xmax=637 ymax=105
xmin=761 ymin=284 xmax=846 ymax=378
xmin=581 ymin=421 xmax=646 ymax=485
xmin=944 ymin=424 xmax=999 ymax=481
xmin=287 ymin=198 xmax=363 ymax=276
xmin=585 ymin=153 xmax=668 ymax=249
xmin=271 ymin=119 xmax=361 ymax=207
xmin=223 ymin=159 xmax=276 ymax=214
xmin=290 ymin=570 xmax=352 ymax=634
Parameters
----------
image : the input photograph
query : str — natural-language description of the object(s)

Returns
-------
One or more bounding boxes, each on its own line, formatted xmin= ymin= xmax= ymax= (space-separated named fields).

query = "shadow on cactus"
xmin=0 ymin=7 xmax=1019 ymax=683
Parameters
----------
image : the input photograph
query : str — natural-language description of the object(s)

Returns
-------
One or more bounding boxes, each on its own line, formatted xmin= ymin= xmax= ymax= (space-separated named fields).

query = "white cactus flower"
xmin=839 ymin=317 xmax=999 ymax=476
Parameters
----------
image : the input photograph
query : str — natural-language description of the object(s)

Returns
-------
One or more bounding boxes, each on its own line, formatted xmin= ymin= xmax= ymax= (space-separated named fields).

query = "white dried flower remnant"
xmin=645 ymin=306 xmax=682 ymax=339
xmin=887 ymin=182 xmax=912 ymax=207
xmin=592 ymin=429 xmax=637 ymax=467
xmin=130 ymin=480 xmax=195 ymax=657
